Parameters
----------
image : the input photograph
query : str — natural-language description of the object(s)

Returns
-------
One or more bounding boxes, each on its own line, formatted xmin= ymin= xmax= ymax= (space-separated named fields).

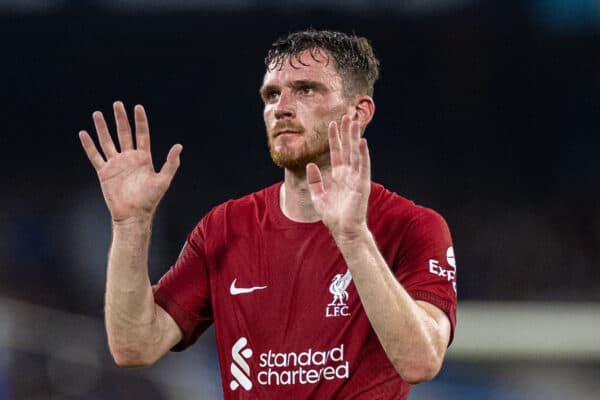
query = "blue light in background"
xmin=531 ymin=0 xmax=600 ymax=31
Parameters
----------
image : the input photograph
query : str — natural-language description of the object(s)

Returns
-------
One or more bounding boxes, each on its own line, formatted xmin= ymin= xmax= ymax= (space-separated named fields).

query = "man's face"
xmin=260 ymin=50 xmax=351 ymax=173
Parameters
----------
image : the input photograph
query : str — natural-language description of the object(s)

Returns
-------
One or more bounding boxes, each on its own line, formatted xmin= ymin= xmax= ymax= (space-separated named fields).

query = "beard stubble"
xmin=267 ymin=106 xmax=347 ymax=174
xmin=268 ymin=122 xmax=330 ymax=174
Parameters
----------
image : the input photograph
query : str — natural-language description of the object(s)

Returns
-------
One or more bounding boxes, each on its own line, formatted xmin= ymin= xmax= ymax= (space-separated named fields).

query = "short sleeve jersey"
xmin=153 ymin=182 xmax=457 ymax=399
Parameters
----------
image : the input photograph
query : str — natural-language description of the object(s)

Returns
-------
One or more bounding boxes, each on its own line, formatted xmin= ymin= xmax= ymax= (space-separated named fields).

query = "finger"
xmin=159 ymin=144 xmax=183 ymax=182
xmin=328 ymin=121 xmax=342 ymax=168
xmin=134 ymin=104 xmax=151 ymax=151
xmin=349 ymin=120 xmax=361 ymax=171
xmin=358 ymin=138 xmax=371 ymax=182
xmin=79 ymin=130 xmax=106 ymax=171
xmin=93 ymin=111 xmax=118 ymax=158
xmin=339 ymin=115 xmax=351 ymax=165
xmin=306 ymin=162 xmax=325 ymax=198
xmin=113 ymin=101 xmax=134 ymax=151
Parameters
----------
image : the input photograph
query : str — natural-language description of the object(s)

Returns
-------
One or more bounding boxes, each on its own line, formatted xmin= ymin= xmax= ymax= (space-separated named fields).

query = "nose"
xmin=274 ymin=89 xmax=295 ymax=120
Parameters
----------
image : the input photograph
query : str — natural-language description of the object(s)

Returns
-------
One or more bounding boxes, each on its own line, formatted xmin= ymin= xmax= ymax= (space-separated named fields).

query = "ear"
xmin=351 ymin=95 xmax=375 ymax=134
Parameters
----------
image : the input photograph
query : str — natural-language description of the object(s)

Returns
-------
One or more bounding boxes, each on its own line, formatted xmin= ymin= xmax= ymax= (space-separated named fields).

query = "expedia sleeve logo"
xmin=428 ymin=246 xmax=457 ymax=293
xmin=229 ymin=338 xmax=350 ymax=391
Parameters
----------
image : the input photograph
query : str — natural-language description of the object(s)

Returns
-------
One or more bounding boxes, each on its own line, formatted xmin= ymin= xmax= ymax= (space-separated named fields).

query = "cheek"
xmin=311 ymin=105 xmax=344 ymax=129
xmin=312 ymin=120 xmax=330 ymax=138
xmin=263 ymin=107 xmax=272 ymax=124
xmin=309 ymin=98 xmax=343 ymax=116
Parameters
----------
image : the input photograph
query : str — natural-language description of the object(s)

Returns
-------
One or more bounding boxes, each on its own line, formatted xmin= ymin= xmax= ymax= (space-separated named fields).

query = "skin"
xmin=79 ymin=49 xmax=451 ymax=383
xmin=79 ymin=103 xmax=183 ymax=366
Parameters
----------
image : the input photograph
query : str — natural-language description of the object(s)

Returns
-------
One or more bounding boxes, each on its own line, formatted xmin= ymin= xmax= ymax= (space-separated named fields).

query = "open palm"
xmin=79 ymin=102 xmax=182 ymax=223
xmin=306 ymin=115 xmax=371 ymax=240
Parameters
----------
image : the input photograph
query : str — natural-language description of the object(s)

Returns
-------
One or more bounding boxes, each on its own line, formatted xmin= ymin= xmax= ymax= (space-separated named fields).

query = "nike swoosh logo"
xmin=230 ymin=279 xmax=268 ymax=295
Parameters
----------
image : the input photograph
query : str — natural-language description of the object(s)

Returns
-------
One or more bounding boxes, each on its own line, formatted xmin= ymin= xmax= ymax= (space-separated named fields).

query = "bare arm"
xmin=79 ymin=102 xmax=183 ymax=366
xmin=332 ymin=228 xmax=451 ymax=383
xmin=306 ymin=115 xmax=451 ymax=383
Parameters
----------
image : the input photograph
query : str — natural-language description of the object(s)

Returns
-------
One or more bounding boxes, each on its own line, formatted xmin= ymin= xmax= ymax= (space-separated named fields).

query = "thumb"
xmin=306 ymin=163 xmax=325 ymax=199
xmin=159 ymin=143 xmax=183 ymax=181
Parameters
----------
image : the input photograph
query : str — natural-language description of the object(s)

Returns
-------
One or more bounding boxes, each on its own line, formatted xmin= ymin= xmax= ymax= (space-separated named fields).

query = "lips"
xmin=275 ymin=130 xmax=301 ymax=137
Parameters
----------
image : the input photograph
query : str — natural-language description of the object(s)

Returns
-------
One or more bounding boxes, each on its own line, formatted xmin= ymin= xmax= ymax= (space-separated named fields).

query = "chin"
xmin=270 ymin=152 xmax=310 ymax=173
xmin=270 ymin=148 xmax=328 ymax=174
xmin=267 ymin=133 xmax=329 ymax=172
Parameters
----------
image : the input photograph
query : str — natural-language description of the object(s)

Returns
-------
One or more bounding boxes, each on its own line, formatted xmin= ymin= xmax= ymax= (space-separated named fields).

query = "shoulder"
xmin=369 ymin=182 xmax=446 ymax=223
xmin=212 ymin=182 xmax=278 ymax=220
xmin=368 ymin=182 xmax=451 ymax=239
xmin=191 ymin=182 xmax=281 ymax=239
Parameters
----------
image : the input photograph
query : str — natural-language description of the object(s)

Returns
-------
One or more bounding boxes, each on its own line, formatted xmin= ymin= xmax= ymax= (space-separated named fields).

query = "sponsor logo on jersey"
xmin=230 ymin=337 xmax=253 ymax=391
xmin=429 ymin=246 xmax=457 ymax=293
xmin=230 ymin=278 xmax=268 ymax=295
xmin=326 ymin=270 xmax=352 ymax=318
xmin=229 ymin=338 xmax=349 ymax=391
xmin=446 ymin=246 xmax=456 ymax=268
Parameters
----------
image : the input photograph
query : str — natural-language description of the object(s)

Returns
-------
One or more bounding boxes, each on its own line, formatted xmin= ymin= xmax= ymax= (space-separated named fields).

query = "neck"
xmin=280 ymin=165 xmax=332 ymax=223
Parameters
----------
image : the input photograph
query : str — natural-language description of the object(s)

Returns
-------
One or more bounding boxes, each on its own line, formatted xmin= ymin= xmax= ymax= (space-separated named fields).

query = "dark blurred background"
xmin=0 ymin=0 xmax=599 ymax=399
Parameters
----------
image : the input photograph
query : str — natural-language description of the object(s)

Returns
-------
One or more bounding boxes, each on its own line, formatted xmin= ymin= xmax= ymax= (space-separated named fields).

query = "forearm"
xmin=79 ymin=102 xmax=184 ymax=366
xmin=334 ymin=227 xmax=446 ymax=383
xmin=105 ymin=218 xmax=161 ymax=366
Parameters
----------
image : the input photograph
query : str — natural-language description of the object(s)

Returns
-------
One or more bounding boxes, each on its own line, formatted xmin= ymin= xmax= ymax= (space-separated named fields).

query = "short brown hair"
xmin=265 ymin=29 xmax=380 ymax=98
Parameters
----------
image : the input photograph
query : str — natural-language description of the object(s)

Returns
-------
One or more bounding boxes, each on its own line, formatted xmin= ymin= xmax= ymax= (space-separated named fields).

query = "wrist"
xmin=112 ymin=216 xmax=153 ymax=235
xmin=331 ymin=223 xmax=372 ymax=249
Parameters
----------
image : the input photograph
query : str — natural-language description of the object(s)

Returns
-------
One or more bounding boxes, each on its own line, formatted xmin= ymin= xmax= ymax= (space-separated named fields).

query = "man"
xmin=79 ymin=29 xmax=457 ymax=399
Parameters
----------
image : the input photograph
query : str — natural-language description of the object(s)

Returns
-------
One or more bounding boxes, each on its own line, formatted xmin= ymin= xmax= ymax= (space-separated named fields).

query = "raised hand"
xmin=306 ymin=115 xmax=371 ymax=241
xmin=79 ymin=101 xmax=182 ymax=224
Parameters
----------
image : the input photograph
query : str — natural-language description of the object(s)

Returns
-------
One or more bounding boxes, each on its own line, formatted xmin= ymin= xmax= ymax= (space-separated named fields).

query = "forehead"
xmin=262 ymin=50 xmax=342 ymax=88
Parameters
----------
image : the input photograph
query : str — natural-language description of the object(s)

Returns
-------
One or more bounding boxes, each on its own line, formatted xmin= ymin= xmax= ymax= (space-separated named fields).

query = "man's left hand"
xmin=306 ymin=115 xmax=371 ymax=242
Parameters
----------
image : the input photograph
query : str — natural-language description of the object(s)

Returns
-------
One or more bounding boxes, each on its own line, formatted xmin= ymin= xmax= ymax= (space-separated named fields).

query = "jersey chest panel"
xmin=210 ymin=226 xmax=368 ymax=348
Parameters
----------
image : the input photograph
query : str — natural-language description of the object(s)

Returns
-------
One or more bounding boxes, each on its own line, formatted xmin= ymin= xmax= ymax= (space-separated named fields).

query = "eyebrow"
xmin=289 ymin=80 xmax=328 ymax=91
xmin=259 ymin=79 xmax=329 ymax=98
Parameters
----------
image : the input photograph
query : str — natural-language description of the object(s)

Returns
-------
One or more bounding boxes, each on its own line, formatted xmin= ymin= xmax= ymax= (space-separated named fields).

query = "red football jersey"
xmin=153 ymin=182 xmax=457 ymax=399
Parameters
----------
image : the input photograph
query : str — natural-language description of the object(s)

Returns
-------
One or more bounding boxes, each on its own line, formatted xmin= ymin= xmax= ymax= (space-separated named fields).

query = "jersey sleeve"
xmin=394 ymin=208 xmax=457 ymax=343
xmin=153 ymin=218 xmax=214 ymax=351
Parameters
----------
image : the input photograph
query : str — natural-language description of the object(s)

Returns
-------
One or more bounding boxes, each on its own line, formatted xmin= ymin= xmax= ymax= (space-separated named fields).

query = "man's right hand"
xmin=79 ymin=101 xmax=182 ymax=225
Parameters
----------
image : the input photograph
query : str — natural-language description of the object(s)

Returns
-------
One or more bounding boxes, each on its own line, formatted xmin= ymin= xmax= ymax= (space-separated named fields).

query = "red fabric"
xmin=153 ymin=182 xmax=457 ymax=399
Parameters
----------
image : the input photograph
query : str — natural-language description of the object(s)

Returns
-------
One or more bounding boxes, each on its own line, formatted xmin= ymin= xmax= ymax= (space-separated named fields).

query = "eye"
xmin=298 ymin=86 xmax=314 ymax=95
xmin=263 ymin=90 xmax=280 ymax=103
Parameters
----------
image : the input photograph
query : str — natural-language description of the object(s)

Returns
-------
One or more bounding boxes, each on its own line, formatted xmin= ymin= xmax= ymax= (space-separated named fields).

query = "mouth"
xmin=274 ymin=130 xmax=301 ymax=138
